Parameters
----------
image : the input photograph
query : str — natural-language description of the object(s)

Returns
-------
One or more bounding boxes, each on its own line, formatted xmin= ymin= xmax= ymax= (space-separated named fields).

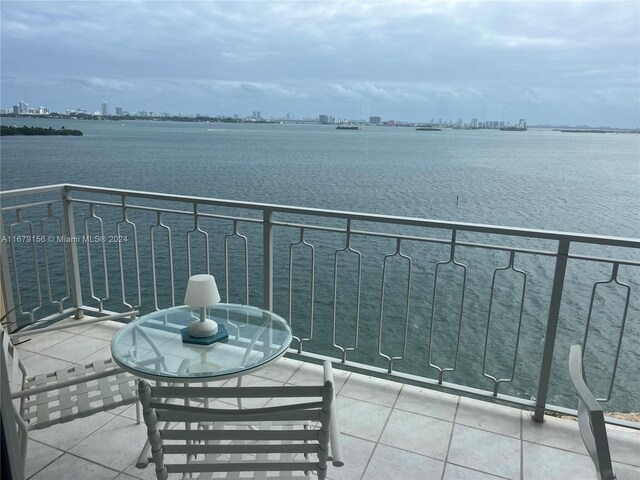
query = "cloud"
xmin=478 ymin=31 xmax=571 ymax=49
xmin=1 ymin=1 xmax=638 ymax=126
xmin=1 ymin=19 xmax=33 ymax=38
xmin=81 ymin=78 xmax=137 ymax=92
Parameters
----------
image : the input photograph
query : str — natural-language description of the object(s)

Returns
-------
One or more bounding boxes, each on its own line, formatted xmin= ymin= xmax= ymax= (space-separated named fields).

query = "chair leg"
xmin=136 ymin=439 xmax=152 ymax=469
xmin=18 ymin=422 xmax=28 ymax=470
xmin=136 ymin=400 xmax=141 ymax=424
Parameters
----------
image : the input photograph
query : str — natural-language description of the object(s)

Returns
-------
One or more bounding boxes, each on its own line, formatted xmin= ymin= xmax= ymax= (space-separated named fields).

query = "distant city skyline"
xmin=2 ymin=1 xmax=638 ymax=128
xmin=1 ymin=98 xmax=534 ymax=129
xmin=0 ymin=96 xmax=528 ymax=125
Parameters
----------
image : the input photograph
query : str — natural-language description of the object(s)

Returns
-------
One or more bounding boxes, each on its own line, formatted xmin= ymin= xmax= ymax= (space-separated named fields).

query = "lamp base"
xmin=188 ymin=318 xmax=219 ymax=337
xmin=181 ymin=324 xmax=229 ymax=345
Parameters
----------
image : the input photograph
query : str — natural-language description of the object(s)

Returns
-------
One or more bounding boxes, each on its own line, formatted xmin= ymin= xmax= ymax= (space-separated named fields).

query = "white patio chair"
xmin=139 ymin=360 xmax=343 ymax=479
xmin=568 ymin=344 xmax=636 ymax=480
xmin=1 ymin=311 xmax=141 ymax=467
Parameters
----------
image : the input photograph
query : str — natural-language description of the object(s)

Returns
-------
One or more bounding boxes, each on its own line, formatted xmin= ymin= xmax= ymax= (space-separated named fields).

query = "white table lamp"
xmin=184 ymin=274 xmax=221 ymax=338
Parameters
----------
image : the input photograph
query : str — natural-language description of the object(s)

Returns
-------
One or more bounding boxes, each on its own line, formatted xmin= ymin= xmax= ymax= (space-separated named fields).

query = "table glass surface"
xmin=110 ymin=304 xmax=292 ymax=382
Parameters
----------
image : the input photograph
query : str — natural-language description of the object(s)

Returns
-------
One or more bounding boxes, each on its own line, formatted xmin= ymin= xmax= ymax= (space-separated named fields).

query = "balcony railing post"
xmin=62 ymin=187 xmax=84 ymax=319
xmin=534 ymin=239 xmax=570 ymax=422
xmin=263 ymin=208 xmax=273 ymax=311
xmin=0 ymin=212 xmax=18 ymax=332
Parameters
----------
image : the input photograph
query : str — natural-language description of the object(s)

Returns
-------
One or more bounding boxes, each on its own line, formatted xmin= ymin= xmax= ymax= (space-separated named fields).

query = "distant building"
xmin=369 ymin=116 xmax=381 ymax=125
xmin=319 ymin=114 xmax=334 ymax=124
xmin=519 ymin=118 xmax=527 ymax=129
xmin=13 ymin=105 xmax=20 ymax=114
xmin=252 ymin=111 xmax=262 ymax=120
xmin=19 ymin=101 xmax=28 ymax=113
xmin=115 ymin=107 xmax=123 ymax=115
xmin=101 ymin=102 xmax=109 ymax=116
xmin=471 ymin=118 xmax=478 ymax=129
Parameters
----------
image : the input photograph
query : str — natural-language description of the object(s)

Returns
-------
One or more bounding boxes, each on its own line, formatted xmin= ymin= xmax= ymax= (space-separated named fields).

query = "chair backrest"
xmin=139 ymin=360 xmax=342 ymax=480
xmin=568 ymin=344 xmax=615 ymax=480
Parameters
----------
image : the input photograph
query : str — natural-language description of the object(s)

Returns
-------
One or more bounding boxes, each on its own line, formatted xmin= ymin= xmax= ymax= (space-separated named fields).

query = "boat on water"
xmin=336 ymin=125 xmax=359 ymax=130
xmin=499 ymin=126 xmax=527 ymax=131
xmin=415 ymin=127 xmax=441 ymax=131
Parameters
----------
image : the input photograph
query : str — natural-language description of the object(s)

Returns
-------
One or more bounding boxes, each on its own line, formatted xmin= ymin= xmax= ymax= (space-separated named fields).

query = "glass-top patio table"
xmin=110 ymin=303 xmax=293 ymax=383
xmin=110 ymin=303 xmax=293 ymax=469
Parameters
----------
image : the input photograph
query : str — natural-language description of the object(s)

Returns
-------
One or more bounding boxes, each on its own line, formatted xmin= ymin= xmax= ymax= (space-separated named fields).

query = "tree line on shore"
xmin=0 ymin=125 xmax=83 ymax=136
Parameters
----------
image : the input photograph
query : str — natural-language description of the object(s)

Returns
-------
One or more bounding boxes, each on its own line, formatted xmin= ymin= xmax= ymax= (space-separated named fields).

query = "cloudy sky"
xmin=1 ymin=1 xmax=638 ymax=126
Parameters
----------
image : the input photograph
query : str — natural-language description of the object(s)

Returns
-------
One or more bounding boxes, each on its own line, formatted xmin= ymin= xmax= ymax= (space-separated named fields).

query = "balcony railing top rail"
xmin=2 ymin=183 xmax=638 ymax=248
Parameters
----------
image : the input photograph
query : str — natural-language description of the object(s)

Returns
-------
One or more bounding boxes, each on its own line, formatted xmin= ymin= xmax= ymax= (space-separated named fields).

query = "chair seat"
xmin=20 ymin=357 xmax=138 ymax=430
xmin=167 ymin=420 xmax=319 ymax=479
xmin=194 ymin=473 xmax=311 ymax=479
xmin=139 ymin=361 xmax=342 ymax=480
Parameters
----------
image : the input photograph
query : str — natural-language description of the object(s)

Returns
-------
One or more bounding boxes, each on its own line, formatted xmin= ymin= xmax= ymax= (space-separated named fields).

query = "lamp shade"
xmin=184 ymin=274 xmax=221 ymax=307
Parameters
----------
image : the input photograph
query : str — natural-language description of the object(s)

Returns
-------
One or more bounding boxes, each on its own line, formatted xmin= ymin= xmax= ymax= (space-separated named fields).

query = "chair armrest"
xmin=568 ymin=344 xmax=616 ymax=480
xmin=323 ymin=360 xmax=344 ymax=467
xmin=568 ymin=345 xmax=602 ymax=413
xmin=10 ymin=311 xmax=139 ymax=341
xmin=10 ymin=362 xmax=130 ymax=399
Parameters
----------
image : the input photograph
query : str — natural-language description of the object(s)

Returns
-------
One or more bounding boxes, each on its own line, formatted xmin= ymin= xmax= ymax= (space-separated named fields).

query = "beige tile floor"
xmin=12 ymin=320 xmax=640 ymax=480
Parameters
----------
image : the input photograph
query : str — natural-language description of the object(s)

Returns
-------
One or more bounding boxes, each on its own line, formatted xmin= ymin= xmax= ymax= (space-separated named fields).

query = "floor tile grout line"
xmin=61 ymin=450 xmax=123 ymax=479
xmin=520 ymin=438 xmax=612 ymax=461
xmin=520 ymin=410 xmax=524 ymax=480
xmin=21 ymin=336 xmax=112 ymax=366
xmin=21 ymin=355 xmax=75 ymax=373
xmin=355 ymin=397 xmax=457 ymax=422
xmin=521 ymin=414 xmax=639 ymax=463
xmin=374 ymin=438 xmax=451 ymax=465
xmin=443 ymin=415 xmax=522 ymax=440
xmin=249 ymin=361 xmax=304 ymax=385
xmin=440 ymin=395 xmax=461 ymax=480
xmin=358 ymin=382 xmax=404 ymax=480
xmin=334 ymin=370 xmax=352 ymax=397
xmin=25 ymin=440 xmax=66 ymax=480
xmin=30 ymin=411 xmax=122 ymax=462
xmin=444 ymin=460 xmax=514 ymax=480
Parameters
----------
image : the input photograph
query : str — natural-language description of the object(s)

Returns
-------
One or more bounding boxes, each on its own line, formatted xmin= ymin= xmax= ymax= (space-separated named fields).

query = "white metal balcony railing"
xmin=1 ymin=184 xmax=638 ymax=428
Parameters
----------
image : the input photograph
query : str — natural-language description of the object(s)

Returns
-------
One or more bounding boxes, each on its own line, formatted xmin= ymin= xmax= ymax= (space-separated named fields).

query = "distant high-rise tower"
xmin=471 ymin=118 xmax=478 ymax=129
xmin=369 ymin=116 xmax=381 ymax=125
xmin=252 ymin=111 xmax=262 ymax=120
xmin=115 ymin=107 xmax=123 ymax=115
xmin=19 ymin=101 xmax=28 ymax=113
xmin=519 ymin=118 xmax=527 ymax=129
xmin=101 ymin=102 xmax=109 ymax=116
xmin=319 ymin=114 xmax=332 ymax=124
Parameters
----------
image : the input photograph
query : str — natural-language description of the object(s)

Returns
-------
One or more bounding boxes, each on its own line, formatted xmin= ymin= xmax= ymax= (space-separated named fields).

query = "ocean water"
xmin=2 ymin=118 xmax=639 ymax=236
xmin=1 ymin=118 xmax=639 ymax=411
